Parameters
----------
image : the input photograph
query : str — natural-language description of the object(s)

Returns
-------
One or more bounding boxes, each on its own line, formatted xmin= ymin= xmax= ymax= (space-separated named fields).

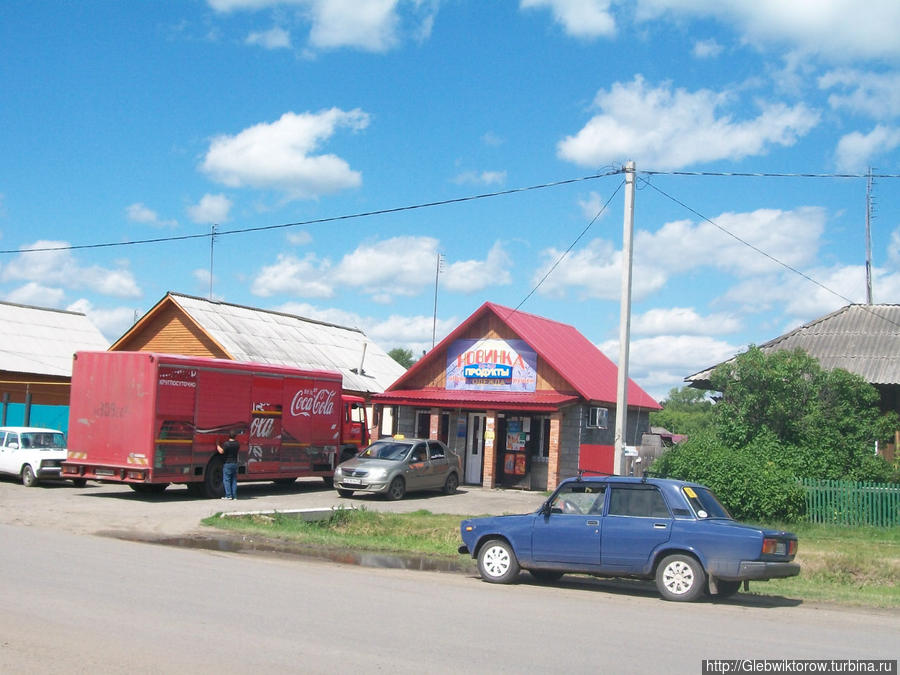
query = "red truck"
xmin=62 ymin=351 xmax=369 ymax=498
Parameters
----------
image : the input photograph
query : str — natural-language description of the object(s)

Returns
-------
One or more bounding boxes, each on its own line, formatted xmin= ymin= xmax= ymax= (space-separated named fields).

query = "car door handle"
xmin=586 ymin=520 xmax=599 ymax=526
xmin=653 ymin=523 xmax=668 ymax=529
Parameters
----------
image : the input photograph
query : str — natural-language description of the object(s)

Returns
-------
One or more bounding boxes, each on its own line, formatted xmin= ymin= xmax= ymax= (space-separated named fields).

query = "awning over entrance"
xmin=374 ymin=388 xmax=579 ymax=412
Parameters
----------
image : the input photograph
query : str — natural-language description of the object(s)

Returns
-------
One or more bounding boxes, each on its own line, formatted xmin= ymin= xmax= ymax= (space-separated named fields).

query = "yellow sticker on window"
xmin=683 ymin=486 xmax=697 ymax=498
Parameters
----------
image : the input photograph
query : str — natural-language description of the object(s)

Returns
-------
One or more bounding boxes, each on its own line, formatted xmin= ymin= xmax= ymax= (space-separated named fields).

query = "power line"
xmin=0 ymin=169 xmax=625 ymax=256
xmin=641 ymin=170 xmax=900 ymax=179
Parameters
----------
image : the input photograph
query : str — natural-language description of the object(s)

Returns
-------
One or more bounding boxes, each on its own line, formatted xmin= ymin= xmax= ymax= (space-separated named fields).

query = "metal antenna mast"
xmin=209 ymin=224 xmax=217 ymax=300
xmin=432 ymin=253 xmax=444 ymax=349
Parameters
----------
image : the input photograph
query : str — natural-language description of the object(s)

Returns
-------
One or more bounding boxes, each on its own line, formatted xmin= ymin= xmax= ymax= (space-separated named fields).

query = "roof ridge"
xmin=0 ymin=300 xmax=87 ymax=317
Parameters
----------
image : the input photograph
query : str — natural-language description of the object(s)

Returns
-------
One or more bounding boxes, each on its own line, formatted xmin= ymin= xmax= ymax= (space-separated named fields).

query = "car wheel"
xmin=711 ymin=580 xmax=742 ymax=599
xmin=656 ymin=554 xmax=707 ymax=602
xmin=477 ymin=539 xmax=520 ymax=584
xmin=21 ymin=465 xmax=38 ymax=487
xmin=385 ymin=476 xmax=405 ymax=501
xmin=443 ymin=472 xmax=459 ymax=495
xmin=529 ymin=569 xmax=564 ymax=583
xmin=337 ymin=488 xmax=354 ymax=498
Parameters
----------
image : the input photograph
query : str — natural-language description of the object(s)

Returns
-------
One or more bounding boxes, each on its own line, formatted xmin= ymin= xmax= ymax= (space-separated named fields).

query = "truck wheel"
xmin=337 ymin=488 xmax=354 ymax=498
xmin=322 ymin=476 xmax=334 ymax=488
xmin=442 ymin=472 xmax=459 ymax=495
xmin=204 ymin=457 xmax=225 ymax=499
xmin=656 ymin=554 xmax=707 ymax=602
xmin=385 ymin=476 xmax=405 ymax=501
xmin=477 ymin=539 xmax=520 ymax=584
xmin=21 ymin=465 xmax=38 ymax=487
xmin=71 ymin=478 xmax=88 ymax=488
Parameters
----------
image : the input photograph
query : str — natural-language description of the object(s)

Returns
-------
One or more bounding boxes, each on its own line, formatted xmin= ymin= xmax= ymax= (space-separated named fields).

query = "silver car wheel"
xmin=662 ymin=559 xmax=695 ymax=594
xmin=483 ymin=545 xmax=510 ymax=577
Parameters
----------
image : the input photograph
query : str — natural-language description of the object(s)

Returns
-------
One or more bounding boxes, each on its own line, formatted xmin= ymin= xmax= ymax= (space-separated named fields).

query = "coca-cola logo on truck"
xmin=290 ymin=387 xmax=336 ymax=417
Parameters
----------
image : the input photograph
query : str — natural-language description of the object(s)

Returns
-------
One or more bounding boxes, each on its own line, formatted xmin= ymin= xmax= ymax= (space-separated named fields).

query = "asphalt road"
xmin=1 ymin=477 xmax=898 ymax=673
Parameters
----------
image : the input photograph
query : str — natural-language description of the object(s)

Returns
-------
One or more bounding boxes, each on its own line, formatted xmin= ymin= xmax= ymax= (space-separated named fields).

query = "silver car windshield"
xmin=359 ymin=442 xmax=411 ymax=461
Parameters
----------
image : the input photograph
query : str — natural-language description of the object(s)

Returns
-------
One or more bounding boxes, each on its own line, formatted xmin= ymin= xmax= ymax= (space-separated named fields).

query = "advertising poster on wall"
xmin=445 ymin=338 xmax=537 ymax=392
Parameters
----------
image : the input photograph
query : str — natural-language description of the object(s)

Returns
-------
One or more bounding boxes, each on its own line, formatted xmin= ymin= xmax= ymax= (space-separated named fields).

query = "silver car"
xmin=333 ymin=438 xmax=461 ymax=501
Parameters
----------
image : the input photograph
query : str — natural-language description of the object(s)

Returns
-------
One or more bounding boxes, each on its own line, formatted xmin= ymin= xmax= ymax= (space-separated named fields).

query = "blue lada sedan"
xmin=459 ymin=476 xmax=799 ymax=602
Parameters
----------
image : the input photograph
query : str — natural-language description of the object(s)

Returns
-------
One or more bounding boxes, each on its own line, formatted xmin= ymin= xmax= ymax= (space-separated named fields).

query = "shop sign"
xmin=446 ymin=338 xmax=537 ymax=392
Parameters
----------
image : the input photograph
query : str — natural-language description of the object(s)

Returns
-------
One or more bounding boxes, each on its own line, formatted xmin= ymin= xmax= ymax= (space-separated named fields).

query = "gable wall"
xmin=400 ymin=312 xmax=576 ymax=394
xmin=112 ymin=304 xmax=227 ymax=358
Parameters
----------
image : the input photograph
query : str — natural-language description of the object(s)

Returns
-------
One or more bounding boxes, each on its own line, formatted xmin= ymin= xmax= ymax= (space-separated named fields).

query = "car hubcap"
xmin=663 ymin=560 xmax=694 ymax=595
xmin=483 ymin=546 xmax=510 ymax=577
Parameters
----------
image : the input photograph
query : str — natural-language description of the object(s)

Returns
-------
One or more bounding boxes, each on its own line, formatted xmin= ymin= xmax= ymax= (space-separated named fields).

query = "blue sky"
xmin=2 ymin=1 xmax=900 ymax=402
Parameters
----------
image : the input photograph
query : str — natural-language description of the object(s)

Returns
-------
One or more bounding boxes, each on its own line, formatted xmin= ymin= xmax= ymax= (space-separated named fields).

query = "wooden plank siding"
xmin=111 ymin=303 xmax=228 ymax=359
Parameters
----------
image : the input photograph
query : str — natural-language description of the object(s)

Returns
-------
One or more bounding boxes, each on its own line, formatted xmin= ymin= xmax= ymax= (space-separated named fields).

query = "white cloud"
xmin=834 ymin=125 xmax=900 ymax=173
xmin=558 ymin=76 xmax=819 ymax=170
xmin=246 ymin=26 xmax=291 ymax=49
xmin=520 ymin=0 xmax=615 ymax=39
xmin=577 ymin=191 xmax=609 ymax=220
xmin=332 ymin=236 xmax=437 ymax=301
xmin=819 ymin=69 xmax=900 ymax=120
xmin=188 ymin=193 xmax=233 ymax=224
xmin=443 ymin=242 xmax=512 ymax=293
xmin=535 ymin=207 xmax=825 ymax=301
xmin=633 ymin=0 xmax=900 ymax=62
xmin=66 ymin=298 xmax=137 ymax=343
xmin=692 ymin=38 xmax=722 ymax=59
xmin=287 ymin=230 xmax=313 ymax=246
xmin=125 ymin=203 xmax=176 ymax=227
xmin=482 ymin=131 xmax=504 ymax=147
xmin=5 ymin=282 xmax=65 ymax=307
xmin=1 ymin=242 xmax=141 ymax=299
xmin=208 ymin=0 xmax=436 ymax=53
xmin=889 ymin=229 xmax=900 ymax=266
xmin=251 ymin=252 xmax=334 ymax=298
xmin=273 ymin=301 xmax=362 ymax=329
xmin=452 ymin=170 xmax=507 ymax=186
xmin=632 ymin=307 xmax=741 ymax=336
xmin=200 ymin=109 xmax=370 ymax=200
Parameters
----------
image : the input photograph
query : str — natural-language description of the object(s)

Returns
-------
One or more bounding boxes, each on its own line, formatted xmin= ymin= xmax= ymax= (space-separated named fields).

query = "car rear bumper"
xmin=732 ymin=561 xmax=800 ymax=581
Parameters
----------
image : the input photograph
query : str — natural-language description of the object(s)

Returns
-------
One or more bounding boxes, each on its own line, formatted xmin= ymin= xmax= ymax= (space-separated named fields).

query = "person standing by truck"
xmin=217 ymin=432 xmax=240 ymax=500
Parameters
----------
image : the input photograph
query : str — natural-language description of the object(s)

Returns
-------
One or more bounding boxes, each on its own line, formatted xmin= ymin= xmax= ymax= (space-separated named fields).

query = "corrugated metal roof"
xmin=0 ymin=301 xmax=109 ymax=377
xmin=386 ymin=301 xmax=661 ymax=410
xmin=168 ymin=293 xmax=406 ymax=395
xmin=686 ymin=304 xmax=900 ymax=386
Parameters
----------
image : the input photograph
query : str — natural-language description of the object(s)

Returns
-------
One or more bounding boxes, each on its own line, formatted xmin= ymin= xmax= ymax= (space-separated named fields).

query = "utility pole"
xmin=432 ymin=252 xmax=444 ymax=349
xmin=865 ymin=168 xmax=874 ymax=305
xmin=614 ymin=161 xmax=636 ymax=476
xmin=209 ymin=224 xmax=217 ymax=300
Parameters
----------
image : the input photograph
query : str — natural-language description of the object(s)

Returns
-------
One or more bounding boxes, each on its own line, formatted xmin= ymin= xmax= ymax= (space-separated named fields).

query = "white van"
xmin=0 ymin=426 xmax=68 ymax=487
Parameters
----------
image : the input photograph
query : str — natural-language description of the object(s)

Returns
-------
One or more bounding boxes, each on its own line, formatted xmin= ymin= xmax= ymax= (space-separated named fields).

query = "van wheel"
xmin=204 ymin=457 xmax=225 ymax=498
xmin=21 ymin=465 xmax=38 ymax=487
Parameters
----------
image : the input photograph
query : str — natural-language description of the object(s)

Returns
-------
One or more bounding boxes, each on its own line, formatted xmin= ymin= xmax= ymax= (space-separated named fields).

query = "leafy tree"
xmin=709 ymin=346 xmax=897 ymax=482
xmin=387 ymin=347 xmax=416 ymax=369
xmin=650 ymin=386 xmax=714 ymax=438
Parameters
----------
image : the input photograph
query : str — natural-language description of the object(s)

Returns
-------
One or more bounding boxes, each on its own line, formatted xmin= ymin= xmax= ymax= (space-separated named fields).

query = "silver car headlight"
xmin=334 ymin=467 xmax=343 ymax=477
xmin=367 ymin=467 xmax=388 ymax=480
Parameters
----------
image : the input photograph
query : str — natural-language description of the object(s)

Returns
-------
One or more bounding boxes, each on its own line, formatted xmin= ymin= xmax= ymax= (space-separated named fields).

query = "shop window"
xmin=532 ymin=418 xmax=551 ymax=462
xmin=415 ymin=410 xmax=430 ymax=438
xmin=588 ymin=406 xmax=608 ymax=429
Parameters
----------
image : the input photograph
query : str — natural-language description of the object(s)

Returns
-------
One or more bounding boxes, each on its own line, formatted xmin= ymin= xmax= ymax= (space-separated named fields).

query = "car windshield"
xmin=683 ymin=485 xmax=732 ymax=519
xmin=21 ymin=432 xmax=66 ymax=450
xmin=359 ymin=442 xmax=411 ymax=461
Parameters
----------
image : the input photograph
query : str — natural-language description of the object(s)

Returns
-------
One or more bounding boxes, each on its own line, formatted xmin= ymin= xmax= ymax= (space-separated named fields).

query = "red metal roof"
xmin=385 ymin=302 xmax=660 ymax=411
xmin=375 ymin=388 xmax=579 ymax=412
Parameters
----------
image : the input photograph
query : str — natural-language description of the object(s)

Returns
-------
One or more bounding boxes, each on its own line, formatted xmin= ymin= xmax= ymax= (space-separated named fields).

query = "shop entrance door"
xmin=465 ymin=413 xmax=486 ymax=484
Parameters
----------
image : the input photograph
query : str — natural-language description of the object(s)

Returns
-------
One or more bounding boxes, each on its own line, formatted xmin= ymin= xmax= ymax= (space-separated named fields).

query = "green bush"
xmin=650 ymin=432 xmax=806 ymax=522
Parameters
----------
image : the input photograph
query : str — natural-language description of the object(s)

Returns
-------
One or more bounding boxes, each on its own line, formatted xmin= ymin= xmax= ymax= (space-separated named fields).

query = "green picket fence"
xmin=801 ymin=478 xmax=900 ymax=528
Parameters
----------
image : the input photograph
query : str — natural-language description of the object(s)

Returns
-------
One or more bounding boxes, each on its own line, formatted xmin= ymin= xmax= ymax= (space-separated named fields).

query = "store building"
xmin=372 ymin=302 xmax=661 ymax=491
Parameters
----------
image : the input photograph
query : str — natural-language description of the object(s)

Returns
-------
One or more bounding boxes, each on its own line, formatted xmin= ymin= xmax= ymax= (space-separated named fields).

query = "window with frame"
xmin=607 ymin=486 xmax=670 ymax=518
xmin=427 ymin=441 xmax=446 ymax=460
xmin=588 ymin=406 xmax=609 ymax=429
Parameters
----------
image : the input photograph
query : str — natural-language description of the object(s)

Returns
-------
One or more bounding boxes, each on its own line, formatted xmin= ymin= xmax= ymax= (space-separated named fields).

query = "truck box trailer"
xmin=62 ymin=351 xmax=369 ymax=497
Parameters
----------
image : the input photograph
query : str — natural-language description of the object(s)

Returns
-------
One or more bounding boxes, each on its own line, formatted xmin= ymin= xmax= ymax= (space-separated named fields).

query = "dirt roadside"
xmin=0 ymin=476 xmax=547 ymax=539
